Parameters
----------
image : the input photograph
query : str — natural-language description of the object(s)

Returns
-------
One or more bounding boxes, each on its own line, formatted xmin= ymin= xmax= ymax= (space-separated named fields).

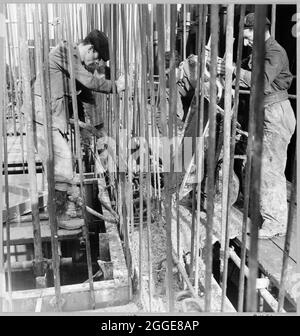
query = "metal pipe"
xmin=5 ymin=257 xmax=73 ymax=272
xmin=226 ymin=5 xmax=245 ymax=313
xmin=120 ymin=4 xmax=133 ymax=305
xmin=196 ymin=4 xmax=208 ymax=293
xmin=137 ymin=5 xmax=145 ymax=305
xmin=19 ymin=4 xmax=44 ymax=286
xmin=183 ymin=5 xmax=186 ymax=60
xmin=2 ymin=37 xmax=13 ymax=312
xmin=85 ymin=206 xmax=118 ymax=224
xmin=172 ymin=249 xmax=203 ymax=311
xmin=246 ymin=5 xmax=267 ymax=312
xmin=0 ymin=8 xmax=5 ymax=309
xmin=5 ymin=8 xmax=17 ymax=137
xmin=278 ymin=157 xmax=296 ymax=312
xmin=205 ymin=4 xmax=219 ymax=312
xmin=143 ymin=4 xmax=154 ymax=311
xmin=1 ymin=4 xmax=11 ymax=311
xmin=156 ymin=4 xmax=168 ymax=137
xmin=220 ymin=3 xmax=234 ymax=311
xmin=271 ymin=5 xmax=276 ymax=38
xmin=40 ymin=3 xmax=62 ymax=311
xmin=166 ymin=3 xmax=178 ymax=312
xmin=192 ymin=4 xmax=204 ymax=294
xmin=157 ymin=3 xmax=174 ymax=313
xmin=63 ymin=3 xmax=96 ymax=310
xmin=7 ymin=6 xmax=26 ymax=174
xmin=239 ymin=89 xmax=296 ymax=100
xmin=229 ymin=248 xmax=285 ymax=312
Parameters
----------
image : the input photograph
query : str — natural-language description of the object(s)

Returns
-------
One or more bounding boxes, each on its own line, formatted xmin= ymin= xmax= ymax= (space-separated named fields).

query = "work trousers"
xmin=260 ymin=99 xmax=296 ymax=227
xmin=35 ymin=122 xmax=74 ymax=192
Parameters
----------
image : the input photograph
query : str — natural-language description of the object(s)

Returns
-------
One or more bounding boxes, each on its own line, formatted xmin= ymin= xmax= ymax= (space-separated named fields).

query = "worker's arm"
xmin=233 ymin=50 xmax=284 ymax=92
xmin=263 ymin=49 xmax=284 ymax=92
xmin=51 ymin=42 xmax=124 ymax=94
xmin=73 ymin=59 xmax=114 ymax=93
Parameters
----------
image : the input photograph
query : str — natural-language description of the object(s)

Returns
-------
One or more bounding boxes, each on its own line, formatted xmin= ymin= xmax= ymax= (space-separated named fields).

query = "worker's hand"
xmin=116 ymin=74 xmax=125 ymax=93
xmin=216 ymin=79 xmax=223 ymax=102
xmin=217 ymin=57 xmax=226 ymax=76
xmin=217 ymin=59 xmax=237 ymax=76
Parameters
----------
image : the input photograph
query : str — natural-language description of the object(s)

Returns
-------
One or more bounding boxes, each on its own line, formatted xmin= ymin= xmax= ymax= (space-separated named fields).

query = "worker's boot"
xmin=55 ymin=190 xmax=83 ymax=230
xmin=67 ymin=185 xmax=83 ymax=217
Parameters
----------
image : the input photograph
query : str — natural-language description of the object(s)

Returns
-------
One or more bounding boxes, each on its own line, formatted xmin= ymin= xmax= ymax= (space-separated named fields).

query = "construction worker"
xmin=229 ymin=13 xmax=296 ymax=238
xmin=32 ymin=29 xmax=125 ymax=229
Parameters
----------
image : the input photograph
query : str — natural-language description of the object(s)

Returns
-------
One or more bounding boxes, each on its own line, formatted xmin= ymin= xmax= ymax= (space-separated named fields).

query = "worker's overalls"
xmin=239 ymin=37 xmax=296 ymax=230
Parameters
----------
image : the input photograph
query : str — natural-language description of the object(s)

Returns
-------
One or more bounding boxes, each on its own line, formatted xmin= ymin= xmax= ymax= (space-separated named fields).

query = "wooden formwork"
xmin=1 ymin=187 xmax=131 ymax=312
xmin=1 ymin=3 xmax=297 ymax=314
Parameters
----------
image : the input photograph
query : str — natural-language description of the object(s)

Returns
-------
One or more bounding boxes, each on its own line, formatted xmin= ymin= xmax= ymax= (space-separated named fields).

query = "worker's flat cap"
xmin=244 ymin=13 xmax=271 ymax=29
xmin=87 ymin=29 xmax=110 ymax=62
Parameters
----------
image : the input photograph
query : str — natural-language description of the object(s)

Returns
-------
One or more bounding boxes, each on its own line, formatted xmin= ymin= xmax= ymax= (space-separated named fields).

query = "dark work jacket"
xmin=33 ymin=41 xmax=113 ymax=133
xmin=239 ymin=37 xmax=293 ymax=103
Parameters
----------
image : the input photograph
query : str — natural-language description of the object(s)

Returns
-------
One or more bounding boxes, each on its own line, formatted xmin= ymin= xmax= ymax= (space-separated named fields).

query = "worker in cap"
xmin=243 ymin=12 xmax=271 ymax=47
xmin=232 ymin=13 xmax=296 ymax=238
xmin=32 ymin=29 xmax=125 ymax=230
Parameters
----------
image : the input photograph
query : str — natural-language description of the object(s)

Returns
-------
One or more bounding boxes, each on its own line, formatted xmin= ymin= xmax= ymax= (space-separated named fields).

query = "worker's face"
xmin=243 ymin=28 xmax=254 ymax=48
xmin=83 ymin=45 xmax=100 ymax=66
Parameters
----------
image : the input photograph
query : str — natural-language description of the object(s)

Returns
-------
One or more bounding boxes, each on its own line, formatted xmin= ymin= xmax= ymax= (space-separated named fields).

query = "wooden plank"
xmin=271 ymin=234 xmax=297 ymax=263
xmin=3 ymin=218 xmax=82 ymax=245
xmin=97 ymin=175 xmax=129 ymax=282
xmin=2 ymin=191 xmax=48 ymax=222
xmin=9 ymin=279 xmax=130 ymax=312
xmin=3 ymin=135 xmax=42 ymax=165
xmin=170 ymin=196 xmax=236 ymax=312
xmin=81 ymin=302 xmax=139 ymax=313
xmin=268 ymin=197 xmax=297 ymax=263
xmin=234 ymin=235 xmax=297 ymax=306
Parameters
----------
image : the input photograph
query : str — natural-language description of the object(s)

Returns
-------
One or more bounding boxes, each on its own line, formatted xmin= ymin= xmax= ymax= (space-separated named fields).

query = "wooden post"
xmin=220 ymin=3 xmax=234 ymax=311
xmin=18 ymin=3 xmax=45 ymax=288
xmin=246 ymin=5 xmax=266 ymax=312
xmin=205 ymin=4 xmax=219 ymax=312
xmin=62 ymin=3 xmax=96 ymax=310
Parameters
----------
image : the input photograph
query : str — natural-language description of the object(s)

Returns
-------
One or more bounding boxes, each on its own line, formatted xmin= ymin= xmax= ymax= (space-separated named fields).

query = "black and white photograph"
xmin=0 ymin=2 xmax=298 ymax=316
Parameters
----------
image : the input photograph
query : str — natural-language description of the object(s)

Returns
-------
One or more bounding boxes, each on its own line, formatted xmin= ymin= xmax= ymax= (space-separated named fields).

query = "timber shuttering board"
xmin=2 ymin=183 xmax=131 ymax=312
xmin=233 ymin=230 xmax=297 ymax=307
